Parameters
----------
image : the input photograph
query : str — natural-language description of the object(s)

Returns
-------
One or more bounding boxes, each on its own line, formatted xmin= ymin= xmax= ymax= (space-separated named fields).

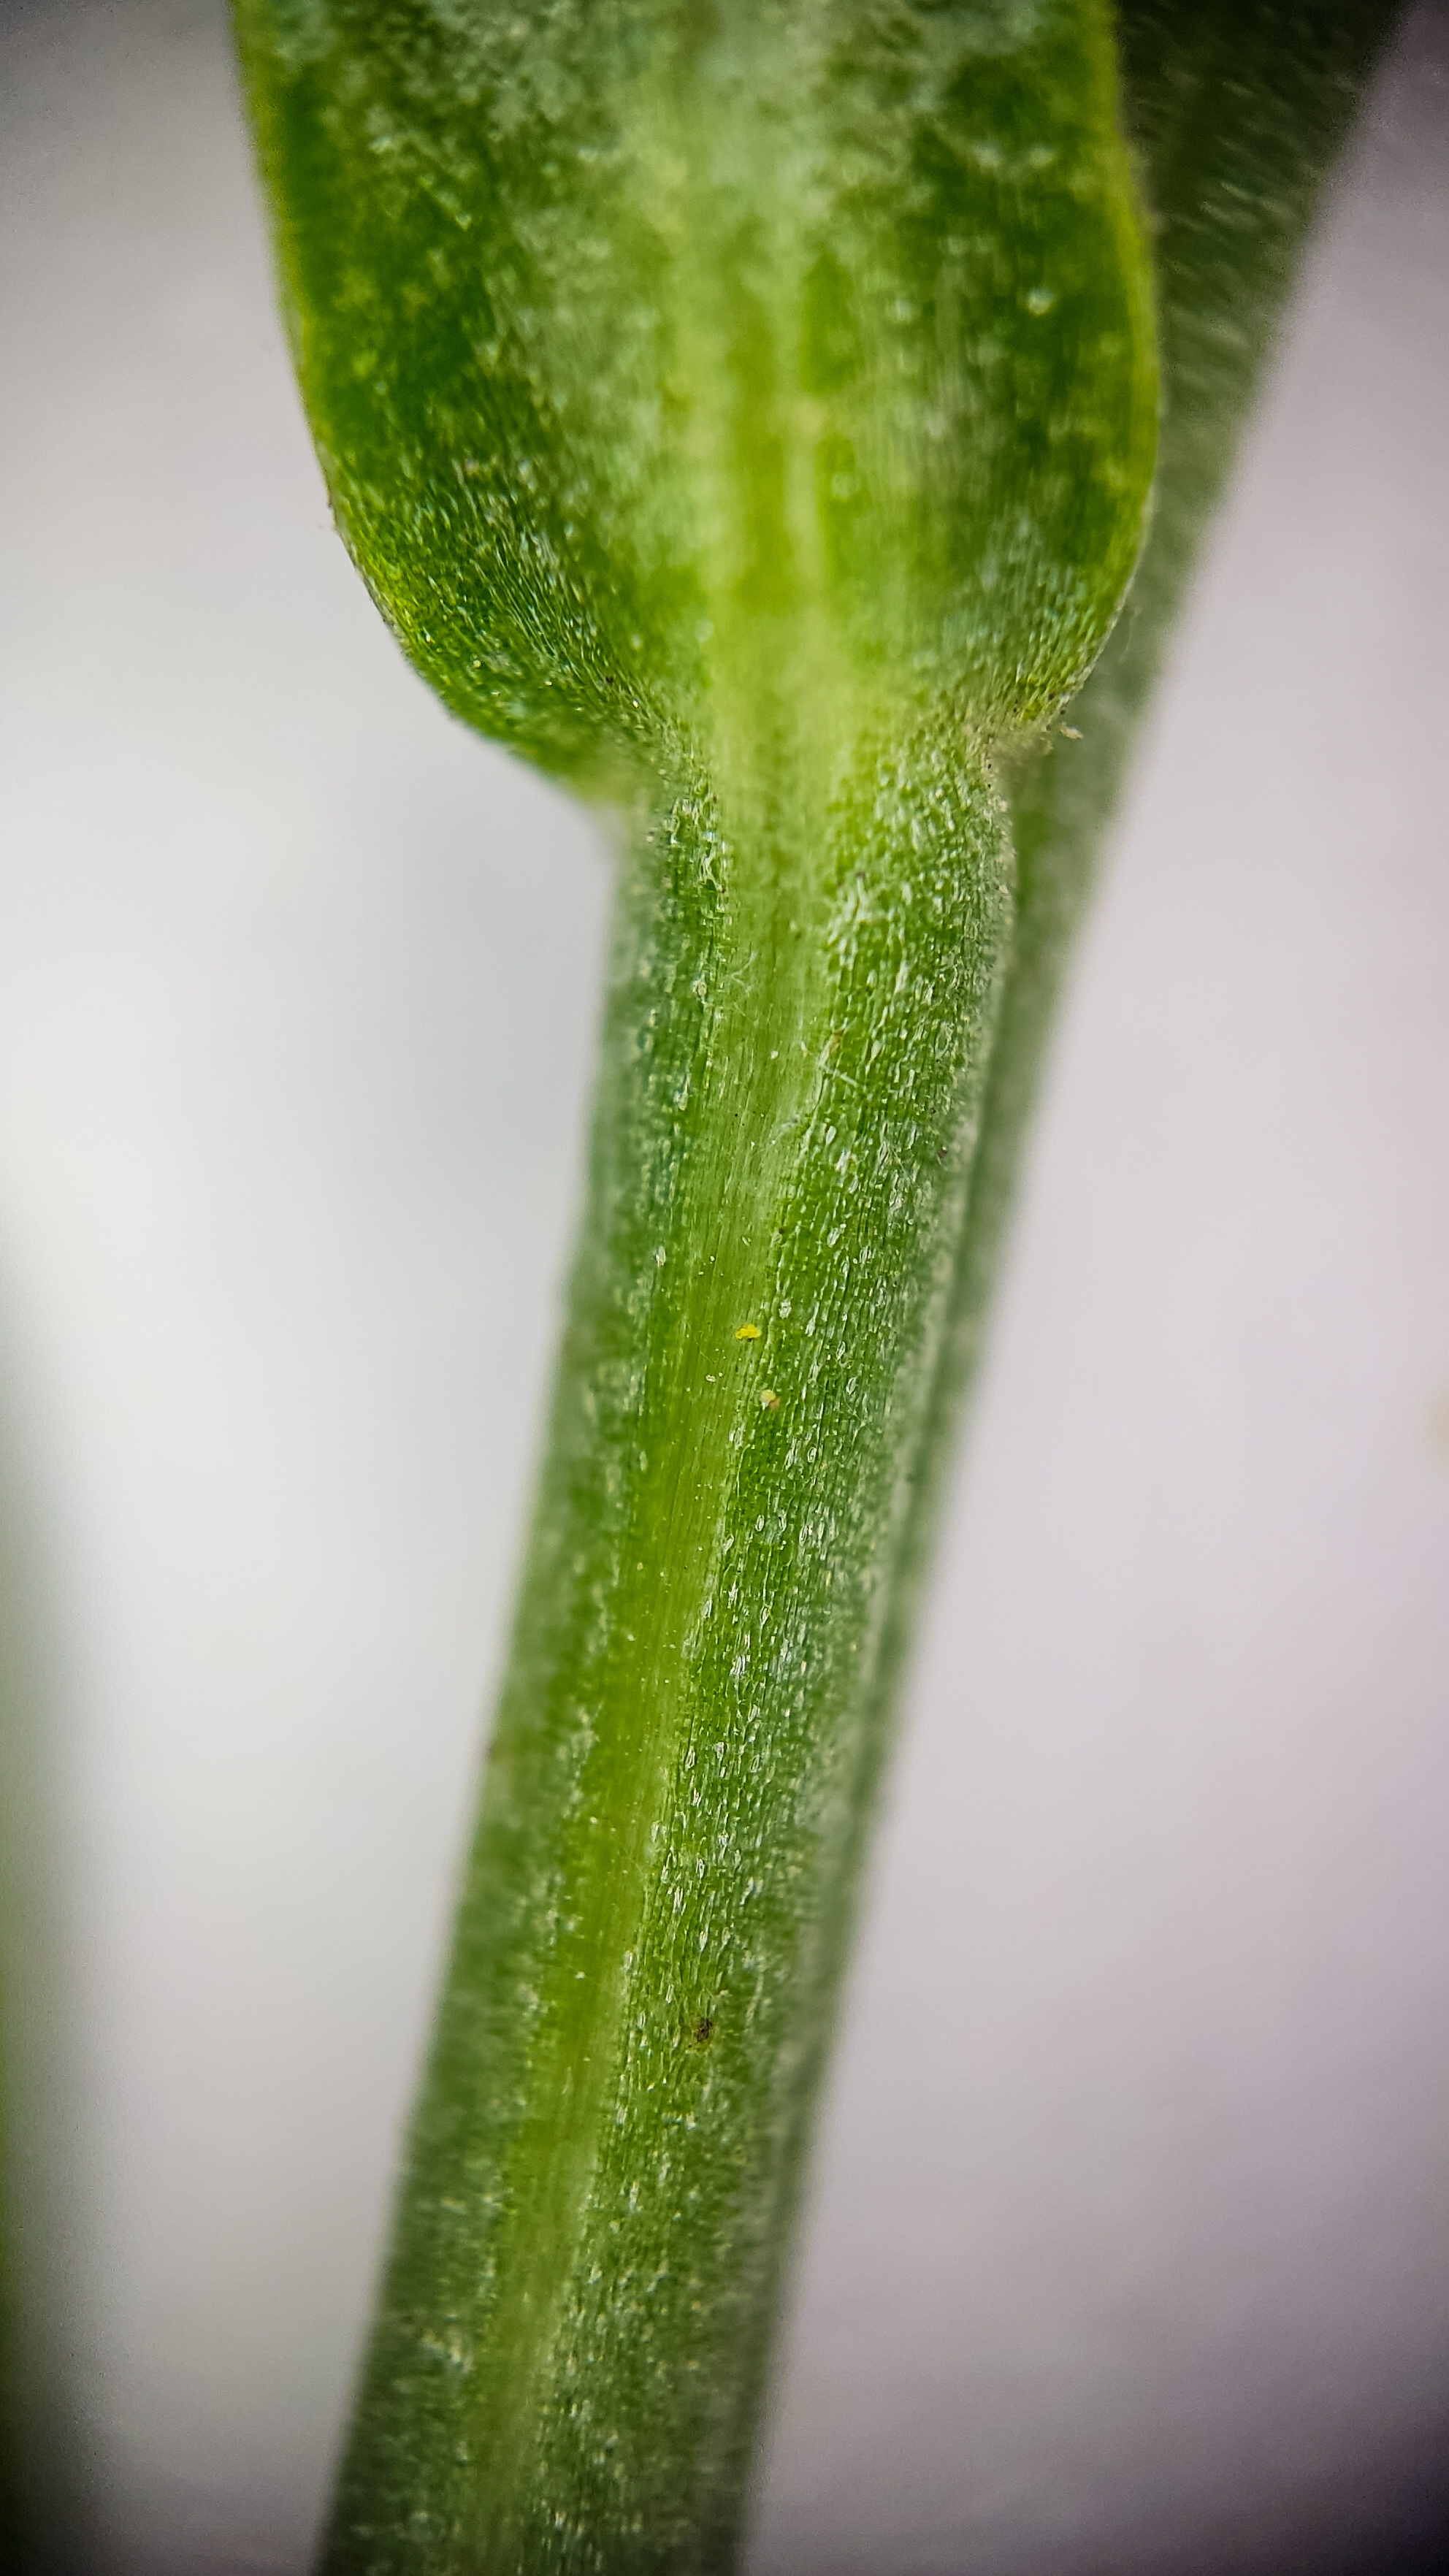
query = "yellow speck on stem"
xmin=735 ymin=1323 xmax=762 ymax=1342
xmin=759 ymin=1390 xmax=780 ymax=1411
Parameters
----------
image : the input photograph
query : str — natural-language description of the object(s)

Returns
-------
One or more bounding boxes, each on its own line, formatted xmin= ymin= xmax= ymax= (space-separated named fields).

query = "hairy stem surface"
xmin=234 ymin=1 xmax=1161 ymax=2564
xmin=329 ymin=734 xmax=1012 ymax=2567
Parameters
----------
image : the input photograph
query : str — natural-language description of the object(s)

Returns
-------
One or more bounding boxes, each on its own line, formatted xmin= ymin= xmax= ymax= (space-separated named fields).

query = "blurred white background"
xmin=1 ymin=3 xmax=1447 ymax=2570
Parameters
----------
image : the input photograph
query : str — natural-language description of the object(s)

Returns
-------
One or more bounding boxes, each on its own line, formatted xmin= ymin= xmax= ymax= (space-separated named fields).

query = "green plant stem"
xmin=230 ymin=4 xmax=1390 ymax=2568
xmin=234 ymin=7 xmax=1158 ymax=2565
xmin=326 ymin=732 xmax=1014 ymax=2567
